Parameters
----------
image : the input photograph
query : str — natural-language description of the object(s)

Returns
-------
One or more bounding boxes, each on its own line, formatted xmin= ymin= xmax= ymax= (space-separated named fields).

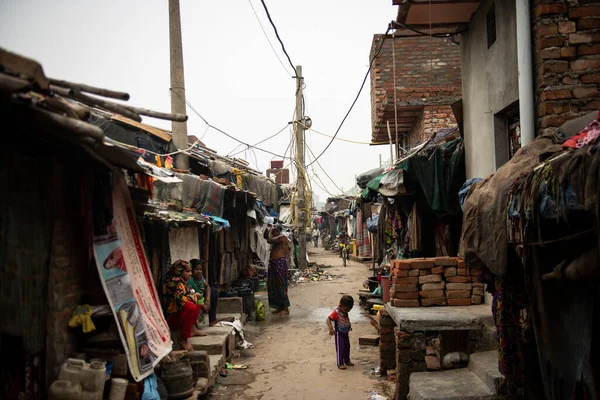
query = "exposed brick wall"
xmin=370 ymin=35 xmax=461 ymax=146
xmin=409 ymin=106 xmax=458 ymax=148
xmin=534 ymin=0 xmax=600 ymax=136
xmin=379 ymin=311 xmax=397 ymax=373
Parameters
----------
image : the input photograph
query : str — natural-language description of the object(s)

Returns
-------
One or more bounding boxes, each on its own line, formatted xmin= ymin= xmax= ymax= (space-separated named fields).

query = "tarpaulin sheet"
xmin=357 ymin=167 xmax=384 ymax=189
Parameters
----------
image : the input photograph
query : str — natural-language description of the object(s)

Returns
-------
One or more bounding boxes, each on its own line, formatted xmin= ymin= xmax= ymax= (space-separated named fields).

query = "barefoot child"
xmin=326 ymin=295 xmax=355 ymax=370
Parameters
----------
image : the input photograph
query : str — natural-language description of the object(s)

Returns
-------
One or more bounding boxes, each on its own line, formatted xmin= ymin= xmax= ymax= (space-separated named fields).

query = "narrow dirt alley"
xmin=209 ymin=246 xmax=394 ymax=400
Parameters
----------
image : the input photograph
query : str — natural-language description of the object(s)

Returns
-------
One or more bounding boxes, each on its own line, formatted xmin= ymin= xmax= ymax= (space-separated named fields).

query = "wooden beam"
xmin=0 ymin=73 xmax=31 ymax=92
xmin=49 ymin=78 xmax=130 ymax=100
xmin=118 ymin=104 xmax=187 ymax=122
xmin=50 ymin=85 xmax=142 ymax=122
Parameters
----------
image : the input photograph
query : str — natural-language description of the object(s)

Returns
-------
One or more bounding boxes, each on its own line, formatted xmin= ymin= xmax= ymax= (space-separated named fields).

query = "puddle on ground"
xmin=308 ymin=307 xmax=371 ymax=323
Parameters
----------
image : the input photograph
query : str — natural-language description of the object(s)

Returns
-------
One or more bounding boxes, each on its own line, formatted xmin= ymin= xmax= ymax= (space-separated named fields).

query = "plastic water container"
xmin=109 ymin=378 xmax=128 ymax=400
xmin=58 ymin=358 xmax=106 ymax=393
xmin=49 ymin=380 xmax=82 ymax=400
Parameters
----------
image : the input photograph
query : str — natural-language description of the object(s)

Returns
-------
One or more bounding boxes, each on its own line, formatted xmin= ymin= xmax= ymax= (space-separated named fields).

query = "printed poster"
xmin=94 ymin=173 xmax=172 ymax=382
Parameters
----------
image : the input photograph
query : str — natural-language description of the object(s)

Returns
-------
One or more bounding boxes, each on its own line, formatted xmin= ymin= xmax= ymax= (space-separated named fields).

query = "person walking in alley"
xmin=312 ymin=227 xmax=320 ymax=247
xmin=264 ymin=224 xmax=291 ymax=315
xmin=326 ymin=295 xmax=355 ymax=370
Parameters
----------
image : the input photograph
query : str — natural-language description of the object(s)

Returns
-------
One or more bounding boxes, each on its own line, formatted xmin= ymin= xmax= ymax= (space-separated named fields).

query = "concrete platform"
xmin=385 ymin=303 xmax=493 ymax=332
xmin=468 ymin=350 xmax=504 ymax=393
xmin=409 ymin=369 xmax=496 ymax=400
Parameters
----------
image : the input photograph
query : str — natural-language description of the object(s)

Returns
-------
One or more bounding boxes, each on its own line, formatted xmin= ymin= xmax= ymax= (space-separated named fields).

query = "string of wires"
xmin=306 ymin=25 xmax=392 ymax=168
xmin=170 ymin=89 xmax=291 ymax=160
xmin=305 ymin=143 xmax=344 ymax=194
xmin=246 ymin=0 xmax=293 ymax=78
xmin=227 ymin=123 xmax=290 ymax=157
xmin=259 ymin=0 xmax=296 ymax=74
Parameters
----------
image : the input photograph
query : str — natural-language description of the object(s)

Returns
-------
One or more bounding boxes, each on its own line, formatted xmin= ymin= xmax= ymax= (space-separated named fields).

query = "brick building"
xmin=369 ymin=34 xmax=462 ymax=152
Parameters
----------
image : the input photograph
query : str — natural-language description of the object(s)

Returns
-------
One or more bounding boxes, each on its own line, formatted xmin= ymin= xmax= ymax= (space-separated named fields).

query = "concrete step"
xmin=189 ymin=326 xmax=232 ymax=356
xmin=468 ymin=350 xmax=504 ymax=393
xmin=409 ymin=369 xmax=496 ymax=400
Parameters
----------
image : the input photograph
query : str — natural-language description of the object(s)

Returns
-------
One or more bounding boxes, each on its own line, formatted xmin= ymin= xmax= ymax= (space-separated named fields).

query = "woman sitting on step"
xmin=163 ymin=259 xmax=207 ymax=351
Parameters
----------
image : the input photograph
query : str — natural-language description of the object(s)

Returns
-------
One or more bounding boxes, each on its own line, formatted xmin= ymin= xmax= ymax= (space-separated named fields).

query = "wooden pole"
xmin=295 ymin=65 xmax=307 ymax=270
xmin=386 ymin=121 xmax=394 ymax=165
xmin=50 ymin=85 xmax=142 ymax=122
xmin=118 ymin=104 xmax=187 ymax=122
xmin=169 ymin=0 xmax=190 ymax=170
xmin=204 ymin=225 xmax=210 ymax=285
xmin=49 ymin=78 xmax=130 ymax=100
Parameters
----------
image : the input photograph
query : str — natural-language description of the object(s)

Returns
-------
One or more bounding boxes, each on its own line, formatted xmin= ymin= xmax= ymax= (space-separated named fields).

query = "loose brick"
xmin=563 ymin=76 xmax=580 ymax=85
xmin=419 ymin=269 xmax=432 ymax=276
xmin=561 ymin=46 xmax=577 ymax=58
xmin=431 ymin=266 xmax=443 ymax=274
xmin=392 ymin=299 xmax=420 ymax=307
xmin=472 ymin=287 xmax=484 ymax=296
xmin=396 ymin=291 xmax=420 ymax=299
xmin=409 ymin=259 xmax=435 ymax=269
xmin=538 ymin=35 xmax=565 ymax=49
xmin=535 ymin=2 xmax=568 ymax=17
xmin=446 ymin=283 xmax=472 ymax=291
xmin=471 ymin=295 xmax=484 ymax=305
xmin=408 ymin=269 xmax=420 ymax=277
xmin=469 ymin=267 xmax=481 ymax=276
xmin=573 ymin=87 xmax=600 ymax=98
xmin=444 ymin=267 xmax=457 ymax=277
xmin=446 ymin=276 xmax=472 ymax=283
xmin=536 ymin=22 xmax=558 ymax=37
xmin=419 ymin=290 xmax=445 ymax=298
xmin=558 ymin=21 xmax=576 ymax=34
xmin=448 ymin=298 xmax=472 ymax=306
xmin=456 ymin=259 xmax=465 ymax=268
xmin=570 ymin=33 xmax=600 ymax=45
xmin=421 ymin=282 xmax=446 ymax=291
xmin=421 ymin=298 xmax=447 ymax=307
xmin=395 ymin=283 xmax=418 ymax=292
xmin=446 ymin=290 xmax=471 ymax=299
xmin=472 ymin=282 xmax=485 ymax=288
xmin=396 ymin=260 xmax=412 ymax=270
xmin=543 ymin=61 xmax=569 ymax=74
xmin=582 ymin=73 xmax=600 ymax=83
xmin=572 ymin=59 xmax=600 ymax=72
xmin=434 ymin=257 xmax=458 ymax=267
xmin=457 ymin=268 xmax=468 ymax=276
xmin=578 ymin=18 xmax=600 ymax=31
xmin=541 ymin=88 xmax=572 ymax=101
xmin=419 ymin=274 xmax=443 ymax=284
xmin=570 ymin=5 xmax=600 ymax=19
xmin=395 ymin=269 xmax=409 ymax=277
xmin=578 ymin=44 xmax=600 ymax=56
xmin=395 ymin=277 xmax=419 ymax=284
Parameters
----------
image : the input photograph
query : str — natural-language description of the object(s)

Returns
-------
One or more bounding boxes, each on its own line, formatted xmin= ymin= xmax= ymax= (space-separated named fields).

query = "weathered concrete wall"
xmin=460 ymin=0 xmax=519 ymax=179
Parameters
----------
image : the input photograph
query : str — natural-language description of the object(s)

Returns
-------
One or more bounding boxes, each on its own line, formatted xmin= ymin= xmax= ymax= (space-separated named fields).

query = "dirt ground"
xmin=208 ymin=246 xmax=394 ymax=400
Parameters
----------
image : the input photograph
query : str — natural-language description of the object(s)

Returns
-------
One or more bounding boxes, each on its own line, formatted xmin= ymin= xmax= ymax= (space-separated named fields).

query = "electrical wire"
xmin=228 ymin=123 xmax=290 ymax=157
xmin=305 ymin=143 xmax=344 ymax=194
xmin=247 ymin=0 xmax=293 ymax=78
xmin=170 ymin=89 xmax=292 ymax=160
xmin=259 ymin=0 xmax=297 ymax=74
xmin=390 ymin=20 xmax=467 ymax=38
xmin=306 ymin=25 xmax=392 ymax=168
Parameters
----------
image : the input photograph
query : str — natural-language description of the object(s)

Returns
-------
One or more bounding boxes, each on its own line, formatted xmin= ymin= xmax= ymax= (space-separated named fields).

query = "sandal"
xmin=338 ymin=365 xmax=347 ymax=370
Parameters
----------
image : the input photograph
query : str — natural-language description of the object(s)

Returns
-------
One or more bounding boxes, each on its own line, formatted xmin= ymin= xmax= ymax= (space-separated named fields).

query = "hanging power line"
xmin=247 ymin=0 xmax=293 ymax=78
xmin=170 ymin=89 xmax=292 ymax=160
xmin=228 ymin=123 xmax=290 ymax=157
xmin=306 ymin=25 xmax=391 ymax=168
xmin=305 ymin=143 xmax=344 ymax=194
xmin=259 ymin=0 xmax=296 ymax=74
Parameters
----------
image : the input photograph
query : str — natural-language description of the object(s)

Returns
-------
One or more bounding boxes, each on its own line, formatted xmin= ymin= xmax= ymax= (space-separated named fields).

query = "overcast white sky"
xmin=0 ymin=0 xmax=395 ymax=203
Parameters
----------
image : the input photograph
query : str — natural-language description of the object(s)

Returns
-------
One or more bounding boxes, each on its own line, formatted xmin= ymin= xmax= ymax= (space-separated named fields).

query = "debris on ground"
xmin=290 ymin=265 xmax=340 ymax=284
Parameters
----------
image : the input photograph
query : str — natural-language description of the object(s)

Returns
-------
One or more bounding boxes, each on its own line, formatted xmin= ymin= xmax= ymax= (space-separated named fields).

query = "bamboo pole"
xmin=50 ymin=85 xmax=142 ymax=122
xmin=49 ymin=78 xmax=130 ymax=100
xmin=117 ymin=104 xmax=187 ymax=122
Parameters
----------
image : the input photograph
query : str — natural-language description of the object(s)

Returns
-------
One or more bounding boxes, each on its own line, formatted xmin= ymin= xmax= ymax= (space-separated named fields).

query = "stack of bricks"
xmin=389 ymin=257 xmax=484 ymax=307
xmin=379 ymin=310 xmax=397 ymax=375
xmin=533 ymin=1 xmax=600 ymax=136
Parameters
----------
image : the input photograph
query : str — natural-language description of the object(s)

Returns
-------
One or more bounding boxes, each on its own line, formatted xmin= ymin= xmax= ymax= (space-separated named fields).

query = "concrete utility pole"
xmin=295 ymin=65 xmax=307 ymax=270
xmin=169 ymin=0 xmax=189 ymax=170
